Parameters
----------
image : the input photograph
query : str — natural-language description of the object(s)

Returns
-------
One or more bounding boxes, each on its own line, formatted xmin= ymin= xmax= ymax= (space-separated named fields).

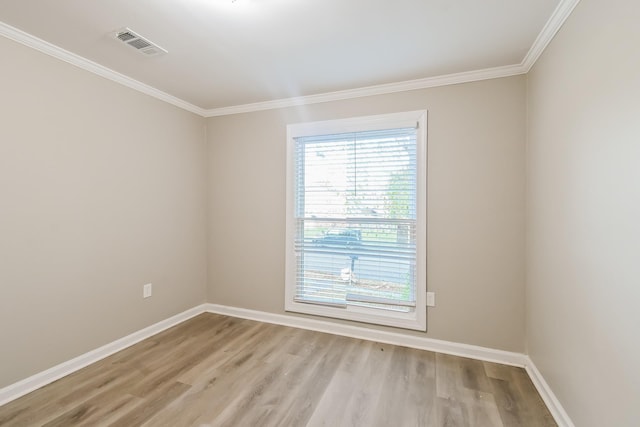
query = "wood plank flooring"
xmin=0 ymin=313 xmax=556 ymax=426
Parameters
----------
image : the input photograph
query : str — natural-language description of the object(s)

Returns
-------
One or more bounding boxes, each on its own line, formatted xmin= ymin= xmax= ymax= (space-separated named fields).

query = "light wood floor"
xmin=0 ymin=313 xmax=556 ymax=426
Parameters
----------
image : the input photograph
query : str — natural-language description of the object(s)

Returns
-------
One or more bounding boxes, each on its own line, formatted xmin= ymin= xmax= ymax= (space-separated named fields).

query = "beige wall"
xmin=3 ymin=1 xmax=638 ymax=421
xmin=0 ymin=37 xmax=208 ymax=387
xmin=207 ymin=76 xmax=527 ymax=352
xmin=526 ymin=0 xmax=640 ymax=425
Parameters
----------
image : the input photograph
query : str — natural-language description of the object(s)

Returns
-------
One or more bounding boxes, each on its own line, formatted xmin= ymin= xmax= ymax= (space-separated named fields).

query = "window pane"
xmin=296 ymin=128 xmax=417 ymax=220
xmin=294 ymin=127 xmax=418 ymax=313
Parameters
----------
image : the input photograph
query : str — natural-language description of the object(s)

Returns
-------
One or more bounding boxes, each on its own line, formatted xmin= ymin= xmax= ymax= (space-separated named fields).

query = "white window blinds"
xmin=293 ymin=126 xmax=418 ymax=313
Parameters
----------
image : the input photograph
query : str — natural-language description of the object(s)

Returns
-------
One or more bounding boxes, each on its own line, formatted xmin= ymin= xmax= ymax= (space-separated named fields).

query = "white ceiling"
xmin=0 ymin=0 xmax=565 ymax=113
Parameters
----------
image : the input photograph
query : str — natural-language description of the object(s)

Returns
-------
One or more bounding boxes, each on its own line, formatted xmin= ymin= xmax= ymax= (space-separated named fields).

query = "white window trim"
xmin=285 ymin=110 xmax=428 ymax=331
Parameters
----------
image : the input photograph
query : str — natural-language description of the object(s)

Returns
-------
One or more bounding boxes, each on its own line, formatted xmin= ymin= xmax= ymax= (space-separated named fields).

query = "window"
xmin=285 ymin=111 xmax=427 ymax=330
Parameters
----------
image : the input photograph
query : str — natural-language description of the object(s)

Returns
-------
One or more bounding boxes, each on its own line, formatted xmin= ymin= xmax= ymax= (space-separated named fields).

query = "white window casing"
xmin=285 ymin=111 xmax=427 ymax=331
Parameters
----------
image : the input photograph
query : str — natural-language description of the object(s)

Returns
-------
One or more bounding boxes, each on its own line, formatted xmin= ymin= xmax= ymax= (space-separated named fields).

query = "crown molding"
xmin=204 ymin=0 xmax=581 ymax=117
xmin=2 ymin=0 xmax=580 ymax=118
xmin=521 ymin=0 xmax=582 ymax=71
xmin=0 ymin=21 xmax=208 ymax=117
xmin=203 ymin=63 xmax=527 ymax=117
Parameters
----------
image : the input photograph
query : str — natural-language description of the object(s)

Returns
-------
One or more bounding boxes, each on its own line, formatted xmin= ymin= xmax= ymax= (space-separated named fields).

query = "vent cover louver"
xmin=112 ymin=28 xmax=167 ymax=57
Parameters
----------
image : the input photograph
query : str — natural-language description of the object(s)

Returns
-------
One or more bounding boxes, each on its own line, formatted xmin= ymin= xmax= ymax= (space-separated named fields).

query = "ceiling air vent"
xmin=112 ymin=28 xmax=167 ymax=57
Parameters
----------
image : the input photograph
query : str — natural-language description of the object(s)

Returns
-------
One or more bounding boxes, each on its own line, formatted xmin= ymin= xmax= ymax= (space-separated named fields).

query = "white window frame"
xmin=285 ymin=110 xmax=427 ymax=331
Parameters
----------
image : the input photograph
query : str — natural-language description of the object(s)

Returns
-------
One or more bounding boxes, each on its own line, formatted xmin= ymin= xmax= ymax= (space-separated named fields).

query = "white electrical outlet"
xmin=426 ymin=291 xmax=435 ymax=307
xmin=143 ymin=283 xmax=152 ymax=298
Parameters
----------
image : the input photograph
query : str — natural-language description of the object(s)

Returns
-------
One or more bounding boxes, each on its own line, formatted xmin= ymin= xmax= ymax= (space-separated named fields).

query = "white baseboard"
xmin=524 ymin=357 xmax=575 ymax=427
xmin=0 ymin=304 xmax=208 ymax=406
xmin=1 ymin=302 xmax=574 ymax=427
xmin=204 ymin=303 xmax=527 ymax=367
xmin=208 ymin=304 xmax=574 ymax=426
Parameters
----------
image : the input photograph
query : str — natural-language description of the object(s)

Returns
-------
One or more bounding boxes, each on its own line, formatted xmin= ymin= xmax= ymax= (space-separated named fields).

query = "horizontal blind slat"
xmin=294 ymin=126 xmax=418 ymax=313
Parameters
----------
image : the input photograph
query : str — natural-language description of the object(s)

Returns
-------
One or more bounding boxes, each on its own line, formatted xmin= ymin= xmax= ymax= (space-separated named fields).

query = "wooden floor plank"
xmin=271 ymin=334 xmax=351 ymax=427
xmin=0 ymin=313 xmax=557 ymax=426
xmin=437 ymin=396 xmax=468 ymax=427
xmin=305 ymin=339 xmax=372 ymax=427
xmin=460 ymin=357 xmax=494 ymax=394
xmin=490 ymin=377 xmax=526 ymax=426
xmin=436 ymin=352 xmax=464 ymax=399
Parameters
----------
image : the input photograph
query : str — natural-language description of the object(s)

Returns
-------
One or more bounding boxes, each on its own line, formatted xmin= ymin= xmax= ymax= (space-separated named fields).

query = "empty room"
xmin=0 ymin=0 xmax=638 ymax=426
